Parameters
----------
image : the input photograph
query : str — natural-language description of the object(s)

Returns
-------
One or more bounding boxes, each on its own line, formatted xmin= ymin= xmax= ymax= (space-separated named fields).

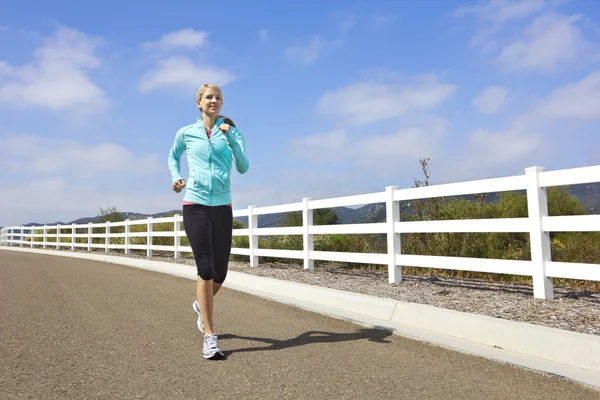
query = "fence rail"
xmin=2 ymin=164 xmax=600 ymax=300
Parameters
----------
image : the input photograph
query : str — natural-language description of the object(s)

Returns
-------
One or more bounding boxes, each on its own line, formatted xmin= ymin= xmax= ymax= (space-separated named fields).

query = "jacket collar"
xmin=197 ymin=116 xmax=224 ymax=131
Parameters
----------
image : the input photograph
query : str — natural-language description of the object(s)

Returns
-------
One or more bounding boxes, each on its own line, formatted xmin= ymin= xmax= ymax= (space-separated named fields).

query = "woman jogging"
xmin=168 ymin=83 xmax=249 ymax=359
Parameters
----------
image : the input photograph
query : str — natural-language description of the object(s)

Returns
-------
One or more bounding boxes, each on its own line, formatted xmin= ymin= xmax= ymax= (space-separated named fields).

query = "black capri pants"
xmin=183 ymin=204 xmax=233 ymax=284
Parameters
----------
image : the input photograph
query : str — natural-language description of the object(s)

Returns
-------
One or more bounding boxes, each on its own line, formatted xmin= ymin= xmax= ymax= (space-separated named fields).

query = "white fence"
xmin=2 ymin=165 xmax=600 ymax=300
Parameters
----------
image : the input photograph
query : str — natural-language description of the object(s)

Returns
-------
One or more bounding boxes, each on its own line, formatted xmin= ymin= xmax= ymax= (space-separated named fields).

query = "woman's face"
xmin=198 ymin=88 xmax=223 ymax=117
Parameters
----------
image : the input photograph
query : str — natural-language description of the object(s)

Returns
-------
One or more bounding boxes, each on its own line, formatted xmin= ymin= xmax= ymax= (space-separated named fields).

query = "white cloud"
xmin=259 ymin=29 xmax=268 ymax=43
xmin=316 ymin=75 xmax=456 ymax=125
xmin=453 ymin=0 xmax=560 ymax=48
xmin=369 ymin=14 xmax=396 ymax=28
xmin=497 ymin=13 xmax=593 ymax=72
xmin=142 ymin=29 xmax=208 ymax=52
xmin=288 ymin=130 xmax=349 ymax=163
xmin=442 ymin=70 xmax=600 ymax=181
xmin=357 ymin=127 xmax=442 ymax=164
xmin=0 ymin=134 xmax=162 ymax=177
xmin=453 ymin=0 xmax=552 ymax=26
xmin=138 ymin=56 xmax=236 ymax=94
xmin=534 ymin=70 xmax=600 ymax=119
xmin=335 ymin=12 xmax=357 ymax=34
xmin=139 ymin=30 xmax=236 ymax=94
xmin=281 ymin=121 xmax=446 ymax=201
xmin=277 ymin=169 xmax=374 ymax=203
xmin=0 ymin=134 xmax=171 ymax=226
xmin=453 ymin=1 xmax=595 ymax=73
xmin=0 ymin=26 xmax=108 ymax=114
xmin=288 ymin=123 xmax=444 ymax=172
xmin=284 ymin=36 xmax=342 ymax=66
xmin=0 ymin=177 xmax=280 ymax=227
xmin=287 ymin=124 xmax=547 ymax=190
xmin=467 ymin=129 xmax=543 ymax=166
xmin=473 ymin=85 xmax=510 ymax=113
xmin=435 ymin=129 xmax=545 ymax=183
xmin=0 ymin=178 xmax=176 ymax=226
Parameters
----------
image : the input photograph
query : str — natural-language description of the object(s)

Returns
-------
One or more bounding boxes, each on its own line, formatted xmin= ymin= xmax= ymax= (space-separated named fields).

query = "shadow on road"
xmin=219 ymin=328 xmax=393 ymax=356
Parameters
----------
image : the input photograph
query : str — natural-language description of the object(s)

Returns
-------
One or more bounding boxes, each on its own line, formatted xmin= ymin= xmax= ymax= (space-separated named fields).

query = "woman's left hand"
xmin=219 ymin=123 xmax=230 ymax=133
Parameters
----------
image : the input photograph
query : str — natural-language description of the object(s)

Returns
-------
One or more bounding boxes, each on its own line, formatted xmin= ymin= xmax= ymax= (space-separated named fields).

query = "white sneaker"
xmin=192 ymin=301 xmax=204 ymax=333
xmin=203 ymin=334 xmax=224 ymax=359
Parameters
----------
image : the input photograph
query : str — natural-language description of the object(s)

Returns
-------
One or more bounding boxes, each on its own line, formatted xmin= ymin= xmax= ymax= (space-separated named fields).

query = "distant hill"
xmin=15 ymin=183 xmax=599 ymax=228
xmin=334 ymin=183 xmax=600 ymax=225
xmin=569 ymin=182 xmax=600 ymax=213
xmin=21 ymin=210 xmax=181 ymax=227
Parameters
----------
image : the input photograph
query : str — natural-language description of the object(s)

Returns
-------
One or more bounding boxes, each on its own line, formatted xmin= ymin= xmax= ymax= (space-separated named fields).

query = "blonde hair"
xmin=196 ymin=83 xmax=223 ymax=103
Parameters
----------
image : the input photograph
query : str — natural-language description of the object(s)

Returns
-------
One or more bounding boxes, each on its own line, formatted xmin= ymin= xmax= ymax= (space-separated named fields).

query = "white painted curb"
xmin=225 ymin=272 xmax=398 ymax=320
xmin=391 ymin=302 xmax=600 ymax=374
xmin=2 ymin=246 xmax=599 ymax=388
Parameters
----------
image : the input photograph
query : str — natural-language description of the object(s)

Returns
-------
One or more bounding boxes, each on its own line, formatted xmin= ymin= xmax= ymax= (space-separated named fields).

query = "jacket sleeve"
xmin=225 ymin=126 xmax=249 ymax=174
xmin=168 ymin=128 xmax=185 ymax=182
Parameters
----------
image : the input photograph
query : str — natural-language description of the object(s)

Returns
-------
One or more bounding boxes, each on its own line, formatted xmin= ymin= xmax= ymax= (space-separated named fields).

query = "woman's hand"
xmin=172 ymin=179 xmax=186 ymax=193
xmin=219 ymin=123 xmax=230 ymax=133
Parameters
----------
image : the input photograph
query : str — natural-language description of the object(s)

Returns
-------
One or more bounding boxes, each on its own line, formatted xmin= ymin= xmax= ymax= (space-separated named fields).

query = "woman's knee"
xmin=213 ymin=271 xmax=227 ymax=285
xmin=197 ymin=266 xmax=216 ymax=281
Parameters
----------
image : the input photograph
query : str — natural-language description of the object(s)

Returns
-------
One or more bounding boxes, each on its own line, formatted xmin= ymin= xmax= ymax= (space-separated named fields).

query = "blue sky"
xmin=1 ymin=0 xmax=600 ymax=226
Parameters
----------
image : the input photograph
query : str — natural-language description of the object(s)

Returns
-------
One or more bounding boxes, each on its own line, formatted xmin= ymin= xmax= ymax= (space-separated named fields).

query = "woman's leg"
xmin=196 ymin=278 xmax=215 ymax=335
xmin=213 ymin=281 xmax=222 ymax=296
xmin=198 ymin=205 xmax=231 ymax=334
xmin=200 ymin=205 xmax=232 ymax=334
xmin=211 ymin=205 xmax=233 ymax=288
xmin=183 ymin=205 xmax=217 ymax=334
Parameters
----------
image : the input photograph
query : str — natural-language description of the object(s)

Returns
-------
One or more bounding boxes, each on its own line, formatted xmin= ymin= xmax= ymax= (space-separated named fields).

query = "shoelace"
xmin=204 ymin=335 xmax=219 ymax=350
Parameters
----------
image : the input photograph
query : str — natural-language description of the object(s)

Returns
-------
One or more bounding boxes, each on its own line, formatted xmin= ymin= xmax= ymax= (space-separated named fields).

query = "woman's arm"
xmin=225 ymin=126 xmax=249 ymax=174
xmin=168 ymin=128 xmax=186 ymax=182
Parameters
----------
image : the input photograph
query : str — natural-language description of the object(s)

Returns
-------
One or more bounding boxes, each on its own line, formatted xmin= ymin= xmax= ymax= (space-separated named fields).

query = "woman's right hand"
xmin=172 ymin=179 xmax=186 ymax=193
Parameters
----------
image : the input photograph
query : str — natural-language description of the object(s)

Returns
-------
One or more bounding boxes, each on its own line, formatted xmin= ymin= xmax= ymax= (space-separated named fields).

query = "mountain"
xmin=340 ymin=183 xmax=600 ymax=225
xmin=21 ymin=210 xmax=182 ymax=227
xmin=15 ymin=183 xmax=599 ymax=228
xmin=569 ymin=182 xmax=600 ymax=213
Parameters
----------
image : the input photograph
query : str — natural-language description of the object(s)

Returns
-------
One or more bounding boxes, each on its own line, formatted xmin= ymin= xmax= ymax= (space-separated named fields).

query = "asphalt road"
xmin=1 ymin=250 xmax=598 ymax=399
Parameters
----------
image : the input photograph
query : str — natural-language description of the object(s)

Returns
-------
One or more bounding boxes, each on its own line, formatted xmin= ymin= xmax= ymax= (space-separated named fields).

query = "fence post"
xmin=147 ymin=217 xmax=153 ymax=258
xmin=20 ymin=225 xmax=24 ymax=247
xmin=43 ymin=225 xmax=47 ymax=249
xmin=386 ymin=186 xmax=402 ymax=283
xmin=525 ymin=166 xmax=553 ymax=300
xmin=88 ymin=223 xmax=92 ymax=252
xmin=248 ymin=205 xmax=258 ymax=267
xmin=125 ymin=219 xmax=130 ymax=255
xmin=174 ymin=214 xmax=181 ymax=259
xmin=105 ymin=222 xmax=110 ymax=253
xmin=56 ymin=225 xmax=60 ymax=249
xmin=71 ymin=223 xmax=75 ymax=251
xmin=302 ymin=197 xmax=314 ymax=271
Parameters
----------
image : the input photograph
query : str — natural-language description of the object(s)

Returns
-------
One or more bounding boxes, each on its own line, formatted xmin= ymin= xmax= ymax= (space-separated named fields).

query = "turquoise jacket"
xmin=168 ymin=116 xmax=249 ymax=206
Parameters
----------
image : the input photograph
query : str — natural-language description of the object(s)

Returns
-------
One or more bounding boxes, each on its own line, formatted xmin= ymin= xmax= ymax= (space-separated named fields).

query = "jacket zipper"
xmin=208 ymin=127 xmax=213 ymax=204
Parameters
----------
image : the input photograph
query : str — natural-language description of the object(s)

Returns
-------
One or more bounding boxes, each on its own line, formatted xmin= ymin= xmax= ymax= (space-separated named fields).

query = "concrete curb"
xmin=390 ymin=302 xmax=600 ymax=373
xmin=2 ymin=246 xmax=599 ymax=388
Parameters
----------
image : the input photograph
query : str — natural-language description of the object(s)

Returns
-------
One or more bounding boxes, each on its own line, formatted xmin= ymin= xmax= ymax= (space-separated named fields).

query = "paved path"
xmin=1 ymin=251 xmax=598 ymax=399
